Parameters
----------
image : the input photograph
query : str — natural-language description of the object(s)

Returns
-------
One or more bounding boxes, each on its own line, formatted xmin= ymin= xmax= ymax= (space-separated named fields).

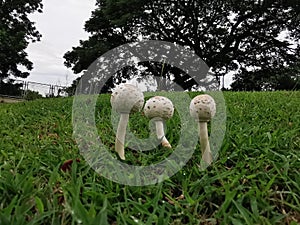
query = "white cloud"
xmin=25 ymin=0 xmax=97 ymax=86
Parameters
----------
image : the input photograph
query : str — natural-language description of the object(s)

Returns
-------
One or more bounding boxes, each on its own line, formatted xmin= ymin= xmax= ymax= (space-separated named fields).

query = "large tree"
xmin=64 ymin=0 xmax=300 ymax=91
xmin=0 ymin=0 xmax=43 ymax=80
xmin=231 ymin=63 xmax=300 ymax=91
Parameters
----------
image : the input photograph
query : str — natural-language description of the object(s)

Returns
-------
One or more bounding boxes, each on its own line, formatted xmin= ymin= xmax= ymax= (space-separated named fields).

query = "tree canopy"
xmin=64 ymin=0 xmax=300 ymax=91
xmin=0 ymin=0 xmax=43 ymax=80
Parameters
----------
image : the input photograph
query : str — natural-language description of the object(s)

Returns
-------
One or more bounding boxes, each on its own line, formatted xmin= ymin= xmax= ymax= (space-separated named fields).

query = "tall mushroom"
xmin=189 ymin=94 xmax=216 ymax=164
xmin=110 ymin=84 xmax=144 ymax=160
xmin=144 ymin=96 xmax=174 ymax=148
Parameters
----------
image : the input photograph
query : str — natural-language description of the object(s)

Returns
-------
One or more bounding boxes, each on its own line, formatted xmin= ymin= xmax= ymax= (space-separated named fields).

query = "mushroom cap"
xmin=110 ymin=84 xmax=144 ymax=114
xmin=189 ymin=94 xmax=216 ymax=122
xmin=144 ymin=96 xmax=174 ymax=120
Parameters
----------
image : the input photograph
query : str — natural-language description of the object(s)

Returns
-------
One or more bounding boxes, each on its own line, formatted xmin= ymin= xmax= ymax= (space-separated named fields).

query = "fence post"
xmin=22 ymin=81 xmax=27 ymax=98
xmin=49 ymin=85 xmax=55 ymax=97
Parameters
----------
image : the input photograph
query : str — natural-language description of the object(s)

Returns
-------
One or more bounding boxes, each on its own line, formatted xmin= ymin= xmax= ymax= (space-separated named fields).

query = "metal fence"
xmin=0 ymin=80 xmax=67 ymax=99
xmin=23 ymin=81 xmax=67 ymax=97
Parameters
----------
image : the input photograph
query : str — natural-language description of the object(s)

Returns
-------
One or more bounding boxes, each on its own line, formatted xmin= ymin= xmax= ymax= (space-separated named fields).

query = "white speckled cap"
xmin=190 ymin=94 xmax=216 ymax=122
xmin=110 ymin=84 xmax=144 ymax=113
xmin=144 ymin=96 xmax=174 ymax=120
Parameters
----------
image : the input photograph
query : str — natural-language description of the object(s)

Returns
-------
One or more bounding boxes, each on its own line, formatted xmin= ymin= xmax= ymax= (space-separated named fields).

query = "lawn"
xmin=0 ymin=91 xmax=299 ymax=225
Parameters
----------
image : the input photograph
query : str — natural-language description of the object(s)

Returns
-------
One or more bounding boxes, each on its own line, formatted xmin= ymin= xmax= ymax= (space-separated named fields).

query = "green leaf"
xmin=35 ymin=196 xmax=44 ymax=214
xmin=232 ymin=200 xmax=253 ymax=225
xmin=1 ymin=195 xmax=18 ymax=217
xmin=93 ymin=197 xmax=109 ymax=225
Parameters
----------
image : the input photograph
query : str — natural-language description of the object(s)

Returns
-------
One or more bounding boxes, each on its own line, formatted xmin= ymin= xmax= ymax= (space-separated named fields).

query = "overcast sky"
xmin=25 ymin=0 xmax=234 ymax=89
xmin=25 ymin=0 xmax=97 ymax=86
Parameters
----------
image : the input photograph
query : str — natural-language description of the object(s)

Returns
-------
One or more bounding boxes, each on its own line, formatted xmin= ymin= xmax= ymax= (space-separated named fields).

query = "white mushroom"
xmin=144 ymin=96 xmax=174 ymax=148
xmin=110 ymin=84 xmax=144 ymax=160
xmin=189 ymin=94 xmax=216 ymax=164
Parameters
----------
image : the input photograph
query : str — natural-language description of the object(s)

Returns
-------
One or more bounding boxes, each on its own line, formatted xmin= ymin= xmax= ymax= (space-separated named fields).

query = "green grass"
xmin=0 ymin=91 xmax=299 ymax=225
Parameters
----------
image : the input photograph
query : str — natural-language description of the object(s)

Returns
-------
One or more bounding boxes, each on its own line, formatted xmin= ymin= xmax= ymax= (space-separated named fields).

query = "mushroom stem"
xmin=115 ymin=113 xmax=129 ymax=160
xmin=155 ymin=120 xmax=171 ymax=148
xmin=198 ymin=122 xmax=212 ymax=164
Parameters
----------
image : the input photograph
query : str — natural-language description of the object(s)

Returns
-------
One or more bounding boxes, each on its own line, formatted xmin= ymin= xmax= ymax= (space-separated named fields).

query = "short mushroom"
xmin=144 ymin=96 xmax=174 ymax=148
xmin=110 ymin=84 xmax=144 ymax=160
xmin=189 ymin=94 xmax=216 ymax=164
